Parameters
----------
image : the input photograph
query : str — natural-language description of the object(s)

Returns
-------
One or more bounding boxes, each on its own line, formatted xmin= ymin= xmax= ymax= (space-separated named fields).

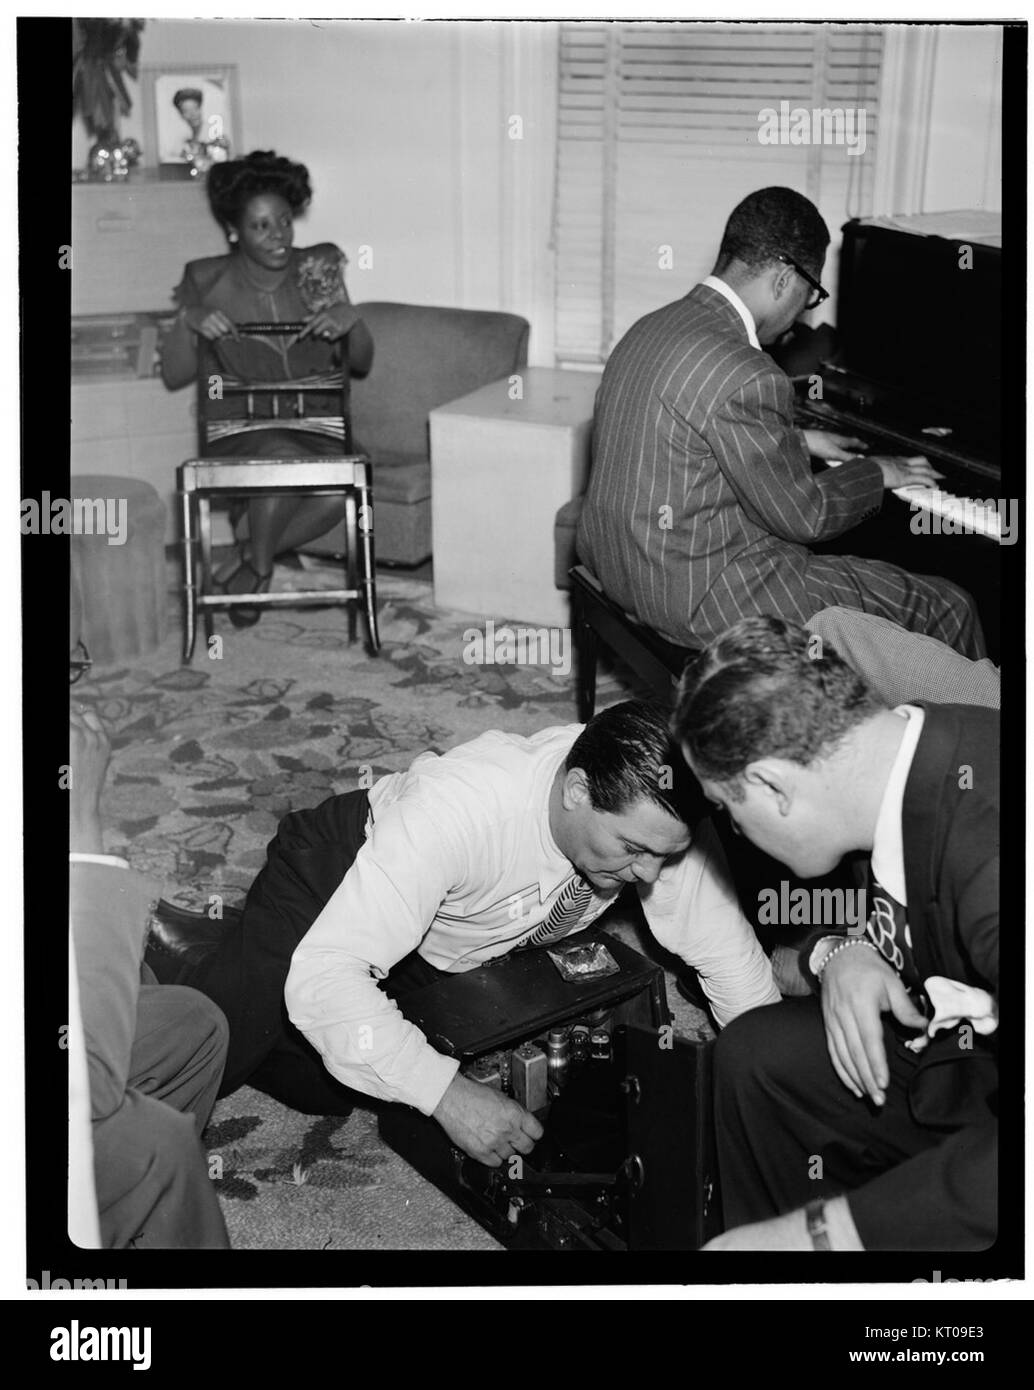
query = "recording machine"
xmin=793 ymin=213 xmax=1006 ymax=659
xmin=378 ymin=926 xmax=719 ymax=1251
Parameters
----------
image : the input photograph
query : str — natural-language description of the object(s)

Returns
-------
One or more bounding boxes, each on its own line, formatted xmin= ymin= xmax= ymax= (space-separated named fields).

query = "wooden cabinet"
xmin=70 ymin=177 xmax=229 ymax=543
xmin=71 ymin=175 xmax=225 ymax=316
xmin=70 ymin=377 xmax=200 ymax=544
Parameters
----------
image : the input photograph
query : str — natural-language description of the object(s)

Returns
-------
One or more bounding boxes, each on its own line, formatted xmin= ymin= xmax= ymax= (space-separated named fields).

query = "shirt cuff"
xmin=403 ymin=1045 xmax=463 ymax=1117
xmin=805 ymin=934 xmax=844 ymax=983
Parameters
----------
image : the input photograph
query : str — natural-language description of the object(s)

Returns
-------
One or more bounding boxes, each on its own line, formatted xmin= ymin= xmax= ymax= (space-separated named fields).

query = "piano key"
xmin=892 ymin=486 xmax=1003 ymax=542
xmin=817 ymin=457 xmax=1002 ymax=542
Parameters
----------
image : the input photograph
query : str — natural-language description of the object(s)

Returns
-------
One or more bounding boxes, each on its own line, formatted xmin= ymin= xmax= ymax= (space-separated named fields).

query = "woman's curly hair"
xmin=207 ymin=150 xmax=313 ymax=230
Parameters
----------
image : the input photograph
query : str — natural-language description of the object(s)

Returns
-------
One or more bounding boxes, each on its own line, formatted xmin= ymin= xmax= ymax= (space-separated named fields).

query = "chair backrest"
xmin=196 ymin=323 xmax=352 ymax=453
xmin=351 ymin=302 xmax=530 ymax=461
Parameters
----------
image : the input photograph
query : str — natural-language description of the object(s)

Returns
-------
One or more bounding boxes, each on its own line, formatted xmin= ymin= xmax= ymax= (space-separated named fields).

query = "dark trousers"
xmin=94 ymin=984 xmax=230 ymax=1249
xmin=713 ymin=998 xmax=997 ymax=1251
xmin=149 ymin=791 xmax=443 ymax=1115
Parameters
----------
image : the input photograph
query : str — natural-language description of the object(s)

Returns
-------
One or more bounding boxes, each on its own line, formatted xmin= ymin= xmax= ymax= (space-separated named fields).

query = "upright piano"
xmin=792 ymin=212 xmax=1007 ymax=661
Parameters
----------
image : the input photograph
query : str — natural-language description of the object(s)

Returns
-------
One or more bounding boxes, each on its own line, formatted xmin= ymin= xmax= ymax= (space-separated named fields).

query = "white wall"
xmin=923 ymin=26 xmax=1002 ymax=214
xmin=71 ymin=20 xmax=1004 ymax=364
xmin=874 ymin=24 xmax=1003 ymax=218
xmin=73 ymin=18 xmax=559 ymax=364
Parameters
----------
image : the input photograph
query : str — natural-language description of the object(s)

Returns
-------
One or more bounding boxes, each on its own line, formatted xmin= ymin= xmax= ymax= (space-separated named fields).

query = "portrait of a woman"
xmin=170 ymin=85 xmax=229 ymax=168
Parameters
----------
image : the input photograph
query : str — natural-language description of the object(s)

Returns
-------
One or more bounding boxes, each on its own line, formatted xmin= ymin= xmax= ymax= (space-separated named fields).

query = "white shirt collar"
xmin=870 ymin=705 xmax=926 ymax=905
xmin=701 ymin=275 xmax=761 ymax=350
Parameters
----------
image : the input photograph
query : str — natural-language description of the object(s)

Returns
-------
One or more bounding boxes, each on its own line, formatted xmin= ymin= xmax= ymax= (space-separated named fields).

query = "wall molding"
xmin=498 ymin=22 xmax=558 ymax=366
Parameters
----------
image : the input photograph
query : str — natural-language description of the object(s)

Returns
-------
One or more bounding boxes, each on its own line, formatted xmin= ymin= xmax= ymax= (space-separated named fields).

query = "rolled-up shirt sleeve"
xmin=638 ymin=817 xmax=781 ymax=1027
xmin=284 ymin=797 xmax=464 ymax=1115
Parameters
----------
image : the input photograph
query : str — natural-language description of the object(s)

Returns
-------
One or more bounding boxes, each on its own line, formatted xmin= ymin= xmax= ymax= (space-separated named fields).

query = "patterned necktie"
xmin=865 ymin=866 xmax=921 ymax=996
xmin=519 ymin=874 xmax=597 ymax=949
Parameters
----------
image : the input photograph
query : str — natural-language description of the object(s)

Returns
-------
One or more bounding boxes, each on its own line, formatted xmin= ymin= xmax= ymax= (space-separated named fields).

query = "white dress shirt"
xmin=701 ymin=274 xmax=762 ymax=350
xmin=286 ymin=724 xmax=779 ymax=1116
xmin=811 ymin=705 xmax=924 ymax=976
xmin=870 ymin=705 xmax=925 ymax=906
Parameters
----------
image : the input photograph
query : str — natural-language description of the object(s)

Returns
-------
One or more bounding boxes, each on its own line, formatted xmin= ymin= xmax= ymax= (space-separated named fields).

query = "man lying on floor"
xmin=672 ymin=616 xmax=998 ymax=1252
xmin=147 ymin=700 xmax=780 ymax=1166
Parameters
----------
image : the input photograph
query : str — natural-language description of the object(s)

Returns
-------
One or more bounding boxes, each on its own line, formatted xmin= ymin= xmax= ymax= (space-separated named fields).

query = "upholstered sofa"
xmin=306 ymin=301 xmax=530 ymax=566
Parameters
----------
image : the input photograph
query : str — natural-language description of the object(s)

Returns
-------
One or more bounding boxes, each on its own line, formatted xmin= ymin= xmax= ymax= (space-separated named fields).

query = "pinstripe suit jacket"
xmin=576 ymin=283 xmax=885 ymax=646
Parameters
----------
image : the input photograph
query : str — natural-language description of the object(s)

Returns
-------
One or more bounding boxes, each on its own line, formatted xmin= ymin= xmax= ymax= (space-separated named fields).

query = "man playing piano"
xmin=577 ymin=186 xmax=987 ymax=660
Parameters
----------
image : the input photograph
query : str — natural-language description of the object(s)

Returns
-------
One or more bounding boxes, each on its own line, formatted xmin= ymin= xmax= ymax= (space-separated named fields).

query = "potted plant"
xmin=72 ymin=18 xmax=145 ymax=179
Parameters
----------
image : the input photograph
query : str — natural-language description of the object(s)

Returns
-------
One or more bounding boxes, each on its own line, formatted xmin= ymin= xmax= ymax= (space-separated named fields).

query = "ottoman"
xmin=70 ymin=475 xmax=168 ymax=664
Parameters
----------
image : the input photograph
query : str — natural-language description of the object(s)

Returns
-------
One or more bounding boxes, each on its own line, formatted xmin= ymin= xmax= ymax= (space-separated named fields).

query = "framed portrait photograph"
xmin=141 ymin=63 xmax=241 ymax=171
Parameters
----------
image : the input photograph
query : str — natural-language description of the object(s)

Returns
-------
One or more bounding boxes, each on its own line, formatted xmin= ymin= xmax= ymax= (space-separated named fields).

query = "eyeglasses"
xmin=70 ymin=639 xmax=93 ymax=686
xmin=777 ymin=255 xmax=829 ymax=311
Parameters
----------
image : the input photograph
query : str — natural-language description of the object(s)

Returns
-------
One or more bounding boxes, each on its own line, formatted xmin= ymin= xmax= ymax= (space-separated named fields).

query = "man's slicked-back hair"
xmin=715 ymin=186 xmax=829 ymax=279
xmin=566 ymin=699 xmax=707 ymax=826
xmin=672 ymin=616 xmax=883 ymax=793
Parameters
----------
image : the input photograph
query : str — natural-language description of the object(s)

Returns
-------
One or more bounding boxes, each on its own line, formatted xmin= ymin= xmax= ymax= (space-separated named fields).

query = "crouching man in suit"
xmin=671 ymin=617 xmax=998 ymax=1251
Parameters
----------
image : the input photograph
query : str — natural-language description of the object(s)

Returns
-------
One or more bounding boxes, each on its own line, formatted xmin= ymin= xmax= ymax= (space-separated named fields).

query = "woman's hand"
xmin=296 ymin=301 xmax=360 ymax=343
xmin=184 ymin=306 xmax=239 ymax=341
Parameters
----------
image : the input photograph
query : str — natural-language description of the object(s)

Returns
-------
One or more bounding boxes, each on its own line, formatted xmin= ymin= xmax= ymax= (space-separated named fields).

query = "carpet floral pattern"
xmin=84 ymin=573 xmax=603 ymax=911
xmin=76 ymin=567 xmax=705 ymax=1251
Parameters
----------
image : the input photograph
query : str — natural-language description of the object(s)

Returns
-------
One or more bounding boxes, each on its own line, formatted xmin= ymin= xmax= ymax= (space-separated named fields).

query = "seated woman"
xmin=161 ymin=149 xmax=373 ymax=626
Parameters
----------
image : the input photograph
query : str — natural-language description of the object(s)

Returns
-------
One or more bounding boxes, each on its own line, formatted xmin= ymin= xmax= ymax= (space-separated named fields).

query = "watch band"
xmin=805 ymin=1198 xmax=832 ymax=1250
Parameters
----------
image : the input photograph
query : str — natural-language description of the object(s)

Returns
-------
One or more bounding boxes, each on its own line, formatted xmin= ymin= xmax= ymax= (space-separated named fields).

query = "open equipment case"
xmin=379 ymin=928 xmax=720 ymax=1251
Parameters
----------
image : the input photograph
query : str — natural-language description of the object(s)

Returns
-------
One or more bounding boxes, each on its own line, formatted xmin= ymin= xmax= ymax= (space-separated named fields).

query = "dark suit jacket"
xmin=70 ymin=862 xmax=162 ymax=1121
xmin=576 ymin=282 xmax=884 ymax=645
xmin=808 ymin=704 xmax=1000 ymax=1249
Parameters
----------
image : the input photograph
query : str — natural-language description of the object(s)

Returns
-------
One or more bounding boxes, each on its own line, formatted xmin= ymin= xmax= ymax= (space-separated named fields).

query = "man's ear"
xmin=770 ymin=262 xmax=796 ymax=302
xmin=744 ymin=760 xmax=794 ymax=816
xmin=562 ymin=766 xmax=592 ymax=810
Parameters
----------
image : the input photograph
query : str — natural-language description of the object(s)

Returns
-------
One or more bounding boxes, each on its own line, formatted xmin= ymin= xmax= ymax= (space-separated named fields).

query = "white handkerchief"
xmin=905 ymin=976 xmax=998 ymax=1053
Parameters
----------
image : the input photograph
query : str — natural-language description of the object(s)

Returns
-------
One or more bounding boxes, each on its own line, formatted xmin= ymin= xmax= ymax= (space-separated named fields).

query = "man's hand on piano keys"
xmin=802 ymin=429 xmax=870 ymax=462
xmin=870 ymin=454 xmax=945 ymax=492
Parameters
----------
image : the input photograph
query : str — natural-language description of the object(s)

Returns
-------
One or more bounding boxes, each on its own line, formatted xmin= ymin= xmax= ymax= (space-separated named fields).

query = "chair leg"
xmin=198 ymin=496 xmax=215 ymax=648
xmin=357 ymin=482 xmax=380 ymax=656
xmin=343 ymin=488 xmax=359 ymax=645
xmin=574 ymin=608 xmax=599 ymax=723
xmin=181 ymin=484 xmax=198 ymax=664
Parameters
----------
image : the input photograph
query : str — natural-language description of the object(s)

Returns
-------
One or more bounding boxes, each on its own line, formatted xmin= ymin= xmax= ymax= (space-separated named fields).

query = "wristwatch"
xmin=805 ymin=1198 xmax=832 ymax=1250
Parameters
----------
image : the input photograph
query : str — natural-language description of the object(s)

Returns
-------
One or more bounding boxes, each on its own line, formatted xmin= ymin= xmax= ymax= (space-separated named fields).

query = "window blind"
xmin=553 ymin=22 xmax=883 ymax=365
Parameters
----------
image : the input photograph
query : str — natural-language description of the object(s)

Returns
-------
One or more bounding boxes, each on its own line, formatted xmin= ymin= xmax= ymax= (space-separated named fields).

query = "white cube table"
xmin=430 ymin=367 xmax=600 ymax=626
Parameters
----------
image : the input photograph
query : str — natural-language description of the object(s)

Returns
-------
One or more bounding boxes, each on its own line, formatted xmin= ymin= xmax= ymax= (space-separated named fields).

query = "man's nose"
xmin=631 ymin=857 xmax=663 ymax=885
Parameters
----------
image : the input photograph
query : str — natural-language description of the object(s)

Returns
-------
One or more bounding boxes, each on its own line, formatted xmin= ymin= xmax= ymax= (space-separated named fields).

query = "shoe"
xmin=212 ymin=549 xmax=273 ymax=629
xmin=146 ymin=898 xmax=238 ymax=970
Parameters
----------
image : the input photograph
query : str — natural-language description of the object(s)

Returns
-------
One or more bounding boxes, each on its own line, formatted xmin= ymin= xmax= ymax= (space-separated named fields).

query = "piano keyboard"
xmin=891 ymin=485 xmax=1003 ymax=543
xmin=821 ymin=459 xmax=1003 ymax=543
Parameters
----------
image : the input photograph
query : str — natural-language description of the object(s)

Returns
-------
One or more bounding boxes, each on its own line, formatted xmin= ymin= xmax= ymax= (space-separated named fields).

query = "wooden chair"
xmin=179 ymin=322 xmax=380 ymax=663
xmin=569 ymin=564 xmax=697 ymax=720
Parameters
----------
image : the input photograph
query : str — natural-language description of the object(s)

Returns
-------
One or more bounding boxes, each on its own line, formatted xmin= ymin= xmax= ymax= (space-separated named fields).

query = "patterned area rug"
xmin=78 ymin=562 xmax=711 ymax=1251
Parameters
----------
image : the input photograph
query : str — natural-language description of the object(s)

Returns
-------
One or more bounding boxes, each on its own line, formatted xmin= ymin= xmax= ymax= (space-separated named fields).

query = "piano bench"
xmin=569 ymin=564 xmax=698 ymax=721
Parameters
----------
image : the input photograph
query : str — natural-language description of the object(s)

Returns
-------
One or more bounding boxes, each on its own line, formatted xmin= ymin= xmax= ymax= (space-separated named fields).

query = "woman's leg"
xmin=249 ymin=494 xmax=348 ymax=571
xmin=211 ymin=431 xmax=349 ymax=589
